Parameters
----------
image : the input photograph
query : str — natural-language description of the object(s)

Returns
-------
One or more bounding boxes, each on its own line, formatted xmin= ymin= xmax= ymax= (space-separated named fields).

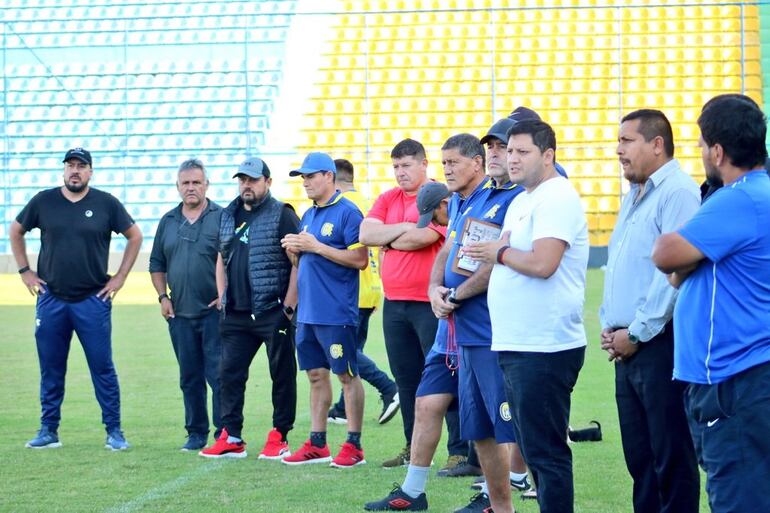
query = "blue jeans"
xmin=685 ymin=361 xmax=770 ymax=513
xmin=35 ymin=293 xmax=121 ymax=432
xmin=498 ymin=346 xmax=585 ymax=513
xmin=168 ymin=309 xmax=222 ymax=437
xmin=333 ymin=308 xmax=396 ymax=412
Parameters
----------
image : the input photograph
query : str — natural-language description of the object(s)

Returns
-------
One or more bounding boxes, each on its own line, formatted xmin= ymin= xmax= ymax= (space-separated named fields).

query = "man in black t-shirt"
xmin=198 ymin=157 xmax=300 ymax=460
xmin=9 ymin=147 xmax=142 ymax=451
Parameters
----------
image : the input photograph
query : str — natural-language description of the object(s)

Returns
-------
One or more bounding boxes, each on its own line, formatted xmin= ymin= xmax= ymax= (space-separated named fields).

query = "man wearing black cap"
xmin=10 ymin=147 xmax=142 ymax=451
xmin=149 ymin=158 xmax=224 ymax=451
xmin=199 ymin=157 xmax=299 ymax=460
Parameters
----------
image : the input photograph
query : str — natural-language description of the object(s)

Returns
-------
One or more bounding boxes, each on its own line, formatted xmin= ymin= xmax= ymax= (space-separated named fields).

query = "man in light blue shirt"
xmin=600 ymin=109 xmax=700 ymax=513
xmin=653 ymin=96 xmax=770 ymax=513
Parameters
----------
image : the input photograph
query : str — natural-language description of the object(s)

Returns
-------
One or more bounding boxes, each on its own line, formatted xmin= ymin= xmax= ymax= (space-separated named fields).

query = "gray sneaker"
xmin=25 ymin=426 xmax=62 ymax=449
xmin=105 ymin=429 xmax=130 ymax=451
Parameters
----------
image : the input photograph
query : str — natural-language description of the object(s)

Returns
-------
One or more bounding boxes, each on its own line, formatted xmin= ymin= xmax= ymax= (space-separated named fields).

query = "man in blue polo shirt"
xmin=281 ymin=152 xmax=369 ymax=469
xmin=652 ymin=96 xmax=770 ymax=513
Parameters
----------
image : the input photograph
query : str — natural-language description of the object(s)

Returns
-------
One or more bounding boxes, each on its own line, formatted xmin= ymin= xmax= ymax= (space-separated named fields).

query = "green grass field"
xmin=0 ymin=269 xmax=708 ymax=513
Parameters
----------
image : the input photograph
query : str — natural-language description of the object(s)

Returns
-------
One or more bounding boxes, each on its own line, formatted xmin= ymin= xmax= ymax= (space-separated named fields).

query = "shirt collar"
xmin=646 ymin=159 xmax=679 ymax=189
xmin=315 ymin=189 xmax=343 ymax=208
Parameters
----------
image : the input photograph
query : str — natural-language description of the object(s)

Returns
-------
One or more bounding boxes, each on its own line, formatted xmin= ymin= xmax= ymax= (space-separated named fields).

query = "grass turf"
xmin=0 ymin=269 xmax=708 ymax=512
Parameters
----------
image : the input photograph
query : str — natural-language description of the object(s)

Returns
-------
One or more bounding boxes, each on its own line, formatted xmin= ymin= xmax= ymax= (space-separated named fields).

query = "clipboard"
xmin=451 ymin=217 xmax=502 ymax=276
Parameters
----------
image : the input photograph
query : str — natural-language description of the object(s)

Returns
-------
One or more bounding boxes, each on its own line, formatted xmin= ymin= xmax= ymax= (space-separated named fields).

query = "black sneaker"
xmin=454 ymin=492 xmax=493 ymax=513
xmin=364 ymin=484 xmax=428 ymax=511
xmin=438 ymin=455 xmax=483 ymax=477
xmin=471 ymin=474 xmax=531 ymax=491
xmin=328 ymin=406 xmax=347 ymax=425
xmin=378 ymin=391 xmax=400 ymax=424
xmin=181 ymin=433 xmax=207 ymax=452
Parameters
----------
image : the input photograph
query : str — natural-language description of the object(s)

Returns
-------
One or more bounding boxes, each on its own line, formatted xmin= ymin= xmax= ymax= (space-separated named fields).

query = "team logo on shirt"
xmin=321 ymin=222 xmax=334 ymax=237
xmin=499 ymin=401 xmax=511 ymax=422
xmin=483 ymin=204 xmax=500 ymax=219
xmin=330 ymin=343 xmax=344 ymax=359
xmin=85 ymin=210 xmax=93 ymax=218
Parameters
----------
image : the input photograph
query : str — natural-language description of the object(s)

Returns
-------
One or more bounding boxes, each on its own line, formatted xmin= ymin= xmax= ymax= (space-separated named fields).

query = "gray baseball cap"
xmin=234 ymin=157 xmax=271 ymax=179
xmin=416 ymin=182 xmax=450 ymax=228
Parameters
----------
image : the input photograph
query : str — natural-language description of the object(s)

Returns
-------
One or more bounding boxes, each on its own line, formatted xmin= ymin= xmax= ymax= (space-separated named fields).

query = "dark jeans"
xmin=685 ymin=361 xmax=770 ymax=513
xmin=383 ymin=299 xmax=464 ymax=455
xmin=35 ymin=293 xmax=121 ymax=432
xmin=168 ymin=309 xmax=222 ymax=438
xmin=333 ymin=307 xmax=396 ymax=412
xmin=219 ymin=308 xmax=297 ymax=439
xmin=499 ymin=346 xmax=585 ymax=513
xmin=615 ymin=328 xmax=699 ymax=513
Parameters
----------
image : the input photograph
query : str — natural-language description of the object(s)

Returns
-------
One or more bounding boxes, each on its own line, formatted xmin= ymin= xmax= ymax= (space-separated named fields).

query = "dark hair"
xmin=702 ymin=93 xmax=759 ymax=112
xmin=391 ymin=138 xmax=426 ymax=160
xmin=698 ymin=97 xmax=768 ymax=169
xmin=621 ymin=109 xmax=675 ymax=158
xmin=507 ymin=119 xmax=557 ymax=154
xmin=334 ymin=158 xmax=354 ymax=182
xmin=441 ymin=133 xmax=486 ymax=169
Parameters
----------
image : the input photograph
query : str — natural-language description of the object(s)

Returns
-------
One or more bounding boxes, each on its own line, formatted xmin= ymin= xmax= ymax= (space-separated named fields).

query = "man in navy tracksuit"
xmin=10 ymin=147 xmax=142 ymax=451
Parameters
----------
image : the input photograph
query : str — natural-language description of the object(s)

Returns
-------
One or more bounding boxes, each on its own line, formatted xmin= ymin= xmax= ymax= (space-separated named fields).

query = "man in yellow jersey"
xmin=327 ymin=158 xmax=400 ymax=425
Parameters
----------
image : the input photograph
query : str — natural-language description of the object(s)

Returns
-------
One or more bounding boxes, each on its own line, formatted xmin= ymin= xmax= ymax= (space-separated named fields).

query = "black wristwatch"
xmin=18 ymin=266 xmax=30 ymax=274
xmin=283 ymin=305 xmax=295 ymax=316
xmin=627 ymin=329 xmax=640 ymax=345
xmin=447 ymin=288 xmax=462 ymax=305
xmin=158 ymin=293 xmax=170 ymax=303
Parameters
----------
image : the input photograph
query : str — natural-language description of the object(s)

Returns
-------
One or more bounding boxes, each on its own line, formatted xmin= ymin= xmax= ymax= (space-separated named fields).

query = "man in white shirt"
xmin=464 ymin=119 xmax=588 ymax=513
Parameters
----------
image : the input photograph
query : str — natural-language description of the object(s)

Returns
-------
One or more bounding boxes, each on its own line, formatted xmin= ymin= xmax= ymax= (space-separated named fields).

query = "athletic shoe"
xmin=454 ymin=492 xmax=492 ymax=513
xmin=330 ymin=441 xmax=366 ymax=468
xmin=382 ymin=445 xmax=410 ymax=468
xmin=281 ymin=439 xmax=331 ymax=465
xmin=258 ymin=428 xmax=291 ymax=460
xmin=327 ymin=406 xmax=347 ymax=425
xmin=364 ymin=484 xmax=428 ymax=511
xmin=105 ymin=429 xmax=130 ymax=451
xmin=471 ymin=474 xmax=531 ymax=491
xmin=181 ymin=433 xmax=207 ymax=452
xmin=199 ymin=428 xmax=247 ymax=458
xmin=443 ymin=460 xmax=483 ymax=477
xmin=521 ymin=488 xmax=537 ymax=500
xmin=437 ymin=455 xmax=474 ymax=477
xmin=25 ymin=426 xmax=62 ymax=449
xmin=378 ymin=391 xmax=400 ymax=425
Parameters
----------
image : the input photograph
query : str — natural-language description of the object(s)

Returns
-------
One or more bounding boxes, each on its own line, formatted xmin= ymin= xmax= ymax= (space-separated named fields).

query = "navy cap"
xmin=416 ymin=182 xmax=450 ymax=228
xmin=63 ymin=147 xmax=92 ymax=166
xmin=508 ymin=106 xmax=541 ymax=123
xmin=234 ymin=157 xmax=271 ymax=179
xmin=480 ymin=118 xmax=516 ymax=145
xmin=289 ymin=152 xmax=336 ymax=177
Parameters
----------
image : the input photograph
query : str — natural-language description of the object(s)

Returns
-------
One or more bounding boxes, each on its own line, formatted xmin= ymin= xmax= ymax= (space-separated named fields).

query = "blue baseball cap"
xmin=289 ymin=152 xmax=336 ymax=176
xmin=233 ymin=157 xmax=271 ymax=179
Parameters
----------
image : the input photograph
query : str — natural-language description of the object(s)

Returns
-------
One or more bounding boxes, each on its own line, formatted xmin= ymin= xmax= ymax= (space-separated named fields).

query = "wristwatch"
xmin=283 ymin=305 xmax=295 ymax=316
xmin=447 ymin=288 xmax=462 ymax=305
xmin=158 ymin=293 xmax=170 ymax=303
xmin=627 ymin=329 xmax=639 ymax=345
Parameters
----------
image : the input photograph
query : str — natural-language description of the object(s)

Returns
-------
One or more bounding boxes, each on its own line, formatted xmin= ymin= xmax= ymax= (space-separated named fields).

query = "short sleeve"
xmin=532 ymin=182 xmax=583 ymax=245
xmin=343 ymin=206 xmax=364 ymax=248
xmin=367 ymin=190 xmax=390 ymax=222
xmin=148 ymin=217 xmax=168 ymax=273
xmin=109 ymin=195 xmax=135 ymax=234
xmin=279 ymin=205 xmax=301 ymax=238
xmin=16 ymin=193 xmax=41 ymax=231
xmin=678 ymin=187 xmax=756 ymax=263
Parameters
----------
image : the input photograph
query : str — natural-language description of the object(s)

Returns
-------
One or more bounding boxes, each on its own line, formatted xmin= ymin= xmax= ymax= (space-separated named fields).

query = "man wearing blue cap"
xmin=281 ymin=152 xmax=369 ymax=468
xmin=199 ymin=157 xmax=299 ymax=460
xmin=10 ymin=147 xmax=142 ymax=451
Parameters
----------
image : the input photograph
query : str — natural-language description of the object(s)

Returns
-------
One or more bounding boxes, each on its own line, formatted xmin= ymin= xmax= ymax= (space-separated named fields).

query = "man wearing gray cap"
xmin=149 ymin=158 xmax=223 ymax=451
xmin=199 ymin=157 xmax=299 ymax=460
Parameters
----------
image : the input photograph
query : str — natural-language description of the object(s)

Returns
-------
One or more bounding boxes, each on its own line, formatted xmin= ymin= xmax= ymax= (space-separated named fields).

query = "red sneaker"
xmin=281 ymin=439 xmax=331 ymax=465
xmin=330 ymin=442 xmax=366 ymax=468
xmin=198 ymin=428 xmax=247 ymax=459
xmin=258 ymin=428 xmax=291 ymax=460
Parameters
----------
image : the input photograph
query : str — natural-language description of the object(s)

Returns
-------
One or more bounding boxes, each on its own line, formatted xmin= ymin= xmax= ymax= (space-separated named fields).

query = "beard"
xmin=704 ymin=162 xmax=722 ymax=186
xmin=64 ymin=181 xmax=87 ymax=193
xmin=241 ymin=192 xmax=256 ymax=206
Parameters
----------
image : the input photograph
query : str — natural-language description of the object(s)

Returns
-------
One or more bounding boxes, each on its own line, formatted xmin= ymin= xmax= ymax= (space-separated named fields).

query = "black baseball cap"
xmin=416 ymin=182 xmax=450 ymax=228
xmin=63 ymin=147 xmax=92 ymax=166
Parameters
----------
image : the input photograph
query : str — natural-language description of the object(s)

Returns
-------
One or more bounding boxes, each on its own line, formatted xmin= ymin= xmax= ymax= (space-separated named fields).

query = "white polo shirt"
xmin=488 ymin=175 xmax=589 ymax=353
